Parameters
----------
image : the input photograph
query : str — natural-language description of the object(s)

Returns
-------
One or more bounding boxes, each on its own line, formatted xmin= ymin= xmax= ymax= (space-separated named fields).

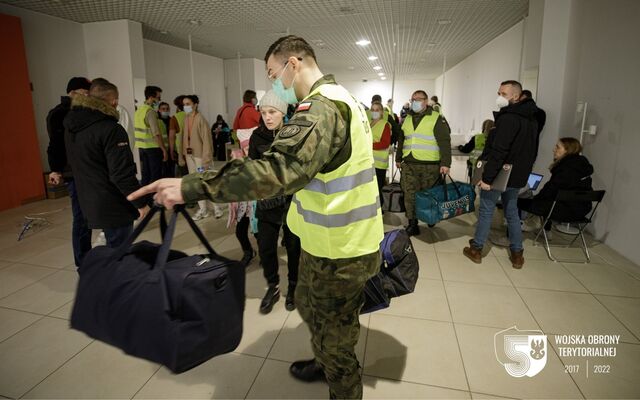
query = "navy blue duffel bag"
xmin=71 ymin=206 xmax=245 ymax=373
xmin=362 ymin=229 xmax=419 ymax=313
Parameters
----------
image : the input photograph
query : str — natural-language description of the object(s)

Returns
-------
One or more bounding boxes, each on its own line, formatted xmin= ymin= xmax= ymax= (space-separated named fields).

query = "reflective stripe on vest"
xmin=401 ymin=112 xmax=440 ymax=161
xmin=286 ymin=83 xmax=384 ymax=259
xmin=371 ymin=119 xmax=390 ymax=170
xmin=134 ymin=104 xmax=160 ymax=149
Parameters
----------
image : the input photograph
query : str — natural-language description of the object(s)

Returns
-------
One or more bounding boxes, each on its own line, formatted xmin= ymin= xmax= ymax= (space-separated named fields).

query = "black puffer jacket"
xmin=536 ymin=153 xmax=594 ymax=216
xmin=481 ymin=98 xmax=540 ymax=188
xmin=248 ymin=123 xmax=290 ymax=224
xmin=64 ymin=96 xmax=150 ymax=229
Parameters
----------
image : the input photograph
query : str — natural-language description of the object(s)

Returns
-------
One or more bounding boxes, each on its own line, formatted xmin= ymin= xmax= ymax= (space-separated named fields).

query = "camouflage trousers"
xmin=400 ymin=162 xmax=441 ymax=219
xmin=296 ymin=250 xmax=380 ymax=399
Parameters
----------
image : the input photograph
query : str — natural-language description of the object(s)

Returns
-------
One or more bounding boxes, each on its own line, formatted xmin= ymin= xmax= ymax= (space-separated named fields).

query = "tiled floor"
xmin=1 ymin=197 xmax=639 ymax=399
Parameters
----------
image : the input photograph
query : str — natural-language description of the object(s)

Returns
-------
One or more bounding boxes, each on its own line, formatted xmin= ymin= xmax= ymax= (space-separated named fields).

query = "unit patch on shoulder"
xmin=278 ymin=124 xmax=301 ymax=138
xmin=296 ymin=102 xmax=312 ymax=112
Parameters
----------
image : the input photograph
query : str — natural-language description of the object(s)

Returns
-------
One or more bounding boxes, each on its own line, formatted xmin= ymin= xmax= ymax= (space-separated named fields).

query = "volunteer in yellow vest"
xmin=134 ymin=85 xmax=167 ymax=185
xmin=396 ymin=89 xmax=452 ymax=235
xmin=169 ymin=95 xmax=188 ymax=176
xmin=128 ymin=35 xmax=383 ymax=400
xmin=369 ymin=94 xmax=403 ymax=147
xmin=370 ymin=101 xmax=392 ymax=209
xmin=458 ymin=119 xmax=495 ymax=179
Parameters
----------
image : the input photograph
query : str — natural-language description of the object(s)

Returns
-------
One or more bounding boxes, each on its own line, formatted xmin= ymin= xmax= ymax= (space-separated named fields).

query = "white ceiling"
xmin=3 ymin=0 xmax=529 ymax=81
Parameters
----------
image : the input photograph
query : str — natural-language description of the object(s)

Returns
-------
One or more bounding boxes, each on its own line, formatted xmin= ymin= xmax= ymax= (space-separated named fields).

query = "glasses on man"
xmin=267 ymin=57 xmax=303 ymax=82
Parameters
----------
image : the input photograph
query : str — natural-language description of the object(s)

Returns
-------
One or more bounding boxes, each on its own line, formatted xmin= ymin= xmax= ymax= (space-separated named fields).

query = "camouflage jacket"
xmin=181 ymin=75 xmax=354 ymax=204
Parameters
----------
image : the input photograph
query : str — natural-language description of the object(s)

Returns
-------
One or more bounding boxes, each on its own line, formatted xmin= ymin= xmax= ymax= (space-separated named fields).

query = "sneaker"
xmin=192 ymin=209 xmax=210 ymax=221
xmin=259 ymin=285 xmax=280 ymax=314
xmin=214 ymin=206 xmax=223 ymax=219
xmin=93 ymin=231 xmax=106 ymax=247
xmin=290 ymin=359 xmax=325 ymax=382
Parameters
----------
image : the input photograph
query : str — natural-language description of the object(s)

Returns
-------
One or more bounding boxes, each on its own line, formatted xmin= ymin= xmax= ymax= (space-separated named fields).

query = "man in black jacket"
xmin=46 ymin=77 xmax=92 ymax=267
xmin=64 ymin=79 xmax=150 ymax=249
xmin=463 ymin=80 xmax=539 ymax=269
xmin=521 ymin=89 xmax=546 ymax=161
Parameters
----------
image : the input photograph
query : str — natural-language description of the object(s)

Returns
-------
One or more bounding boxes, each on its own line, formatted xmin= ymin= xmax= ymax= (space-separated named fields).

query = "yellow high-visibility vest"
xmin=134 ymin=104 xmax=159 ymax=149
xmin=287 ymin=84 xmax=384 ymax=259
xmin=401 ymin=112 xmax=440 ymax=161
xmin=371 ymin=119 xmax=390 ymax=170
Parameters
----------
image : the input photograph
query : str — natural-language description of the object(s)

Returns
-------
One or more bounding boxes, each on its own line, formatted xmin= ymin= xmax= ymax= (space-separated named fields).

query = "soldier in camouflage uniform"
xmin=396 ymin=90 xmax=452 ymax=235
xmin=129 ymin=36 xmax=383 ymax=399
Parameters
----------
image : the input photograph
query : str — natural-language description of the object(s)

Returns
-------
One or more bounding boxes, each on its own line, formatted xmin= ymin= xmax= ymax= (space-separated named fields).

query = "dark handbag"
xmin=257 ymin=195 xmax=287 ymax=211
xmin=381 ymin=170 xmax=405 ymax=213
xmin=361 ymin=229 xmax=419 ymax=314
xmin=416 ymin=174 xmax=476 ymax=226
xmin=70 ymin=206 xmax=245 ymax=373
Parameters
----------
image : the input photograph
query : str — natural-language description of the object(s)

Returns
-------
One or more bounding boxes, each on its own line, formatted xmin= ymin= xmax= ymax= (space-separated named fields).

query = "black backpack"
xmin=71 ymin=206 xmax=245 ymax=373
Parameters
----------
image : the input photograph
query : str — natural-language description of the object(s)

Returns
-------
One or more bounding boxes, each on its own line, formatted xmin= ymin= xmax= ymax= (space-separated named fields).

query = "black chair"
xmin=533 ymin=189 xmax=606 ymax=263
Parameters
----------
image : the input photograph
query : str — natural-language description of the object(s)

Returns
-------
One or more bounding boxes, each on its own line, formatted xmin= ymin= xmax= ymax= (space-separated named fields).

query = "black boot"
xmin=405 ymin=219 xmax=421 ymax=236
xmin=290 ymin=359 xmax=325 ymax=382
xmin=241 ymin=249 xmax=255 ymax=267
xmin=259 ymin=285 xmax=280 ymax=314
xmin=285 ymin=284 xmax=296 ymax=311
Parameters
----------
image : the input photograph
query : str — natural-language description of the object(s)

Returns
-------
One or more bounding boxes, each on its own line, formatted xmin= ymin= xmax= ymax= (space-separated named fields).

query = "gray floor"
xmin=0 ymin=196 xmax=639 ymax=399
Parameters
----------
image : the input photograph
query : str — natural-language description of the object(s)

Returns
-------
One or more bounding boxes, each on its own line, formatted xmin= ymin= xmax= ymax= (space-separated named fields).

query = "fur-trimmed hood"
xmin=64 ymin=95 xmax=120 ymax=134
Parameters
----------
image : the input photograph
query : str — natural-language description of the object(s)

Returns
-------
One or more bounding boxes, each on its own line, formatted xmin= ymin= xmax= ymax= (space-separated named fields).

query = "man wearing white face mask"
xmin=396 ymin=90 xmax=451 ymax=235
xmin=463 ymin=80 xmax=539 ymax=269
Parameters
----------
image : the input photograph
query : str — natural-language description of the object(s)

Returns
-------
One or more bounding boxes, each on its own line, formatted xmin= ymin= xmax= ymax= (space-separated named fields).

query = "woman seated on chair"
xmin=518 ymin=137 xmax=593 ymax=232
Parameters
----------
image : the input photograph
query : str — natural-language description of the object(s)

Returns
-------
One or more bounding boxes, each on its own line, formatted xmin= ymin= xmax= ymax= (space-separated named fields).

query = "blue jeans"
xmin=67 ymin=180 xmax=92 ymax=267
xmin=473 ymin=187 xmax=523 ymax=252
xmin=104 ymin=224 xmax=133 ymax=248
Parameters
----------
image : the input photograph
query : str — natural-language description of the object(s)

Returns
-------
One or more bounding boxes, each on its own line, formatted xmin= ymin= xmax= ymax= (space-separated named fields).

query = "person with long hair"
xmin=518 ymin=137 xmax=594 ymax=234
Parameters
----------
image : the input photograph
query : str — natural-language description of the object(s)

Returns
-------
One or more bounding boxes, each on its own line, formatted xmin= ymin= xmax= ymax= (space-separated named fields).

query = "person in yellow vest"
xmin=370 ymin=101 xmax=392 ymax=209
xmin=129 ymin=35 xmax=383 ymax=399
xmin=368 ymin=94 xmax=403 ymax=147
xmin=134 ymin=85 xmax=167 ymax=185
xmin=458 ymin=119 xmax=495 ymax=179
xmin=396 ymin=90 xmax=452 ymax=235
xmin=169 ymin=95 xmax=188 ymax=176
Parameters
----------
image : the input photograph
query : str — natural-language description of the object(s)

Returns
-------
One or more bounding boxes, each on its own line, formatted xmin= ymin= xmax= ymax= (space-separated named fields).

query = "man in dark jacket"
xmin=64 ymin=79 xmax=150 ymax=249
xmin=521 ymin=89 xmax=546 ymax=161
xmin=463 ymin=80 xmax=539 ymax=269
xmin=46 ymin=77 xmax=92 ymax=267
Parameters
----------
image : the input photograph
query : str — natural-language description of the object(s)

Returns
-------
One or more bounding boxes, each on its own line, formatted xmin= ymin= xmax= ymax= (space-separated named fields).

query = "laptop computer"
xmin=471 ymin=160 xmax=512 ymax=192
xmin=527 ymin=173 xmax=544 ymax=191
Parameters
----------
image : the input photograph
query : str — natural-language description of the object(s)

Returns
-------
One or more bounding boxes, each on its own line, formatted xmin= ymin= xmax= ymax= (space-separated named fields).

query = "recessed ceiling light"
xmin=368 ymin=56 xmax=378 ymax=61
xmin=381 ymin=76 xmax=387 ymax=80
xmin=160 ymin=30 xmax=169 ymax=35
xmin=437 ymin=19 xmax=452 ymax=25
xmin=373 ymin=66 xmax=382 ymax=70
xmin=356 ymin=39 xmax=371 ymax=46
xmin=188 ymin=19 xmax=202 ymax=25
xmin=347 ymin=66 xmax=355 ymax=70
xmin=428 ymin=42 xmax=437 ymax=46
xmin=377 ymin=72 xmax=385 ymax=76
xmin=425 ymin=50 xmax=433 ymax=53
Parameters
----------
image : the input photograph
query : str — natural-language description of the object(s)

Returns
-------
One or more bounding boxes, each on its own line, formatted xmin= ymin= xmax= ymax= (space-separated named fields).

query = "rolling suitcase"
xmin=71 ymin=206 xmax=245 ymax=373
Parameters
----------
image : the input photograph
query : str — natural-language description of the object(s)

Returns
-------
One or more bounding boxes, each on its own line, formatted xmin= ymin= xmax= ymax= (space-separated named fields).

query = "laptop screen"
xmin=528 ymin=173 xmax=544 ymax=191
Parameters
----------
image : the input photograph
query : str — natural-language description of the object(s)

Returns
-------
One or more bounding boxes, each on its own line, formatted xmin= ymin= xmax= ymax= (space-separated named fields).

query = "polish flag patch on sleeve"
xmin=296 ymin=102 xmax=312 ymax=112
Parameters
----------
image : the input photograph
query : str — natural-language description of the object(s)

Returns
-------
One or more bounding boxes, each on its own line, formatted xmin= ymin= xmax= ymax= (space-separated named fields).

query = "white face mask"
xmin=411 ymin=100 xmax=424 ymax=113
xmin=496 ymin=95 xmax=509 ymax=109
xmin=184 ymin=105 xmax=193 ymax=114
xmin=371 ymin=111 xmax=381 ymax=120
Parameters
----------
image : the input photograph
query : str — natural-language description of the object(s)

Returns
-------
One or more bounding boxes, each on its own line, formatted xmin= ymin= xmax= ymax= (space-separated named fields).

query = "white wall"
xmin=144 ymin=40 xmax=225 ymax=126
xmin=340 ymin=79 xmax=435 ymax=114
xmin=556 ymin=0 xmax=640 ymax=265
xmin=224 ymin=58 xmax=267 ymax=122
xmin=0 ymin=3 xmax=88 ymax=170
xmin=434 ymin=21 xmax=524 ymax=135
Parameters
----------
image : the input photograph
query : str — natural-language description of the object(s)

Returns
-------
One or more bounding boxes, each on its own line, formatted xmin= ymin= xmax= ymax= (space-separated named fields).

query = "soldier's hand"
xmin=396 ymin=162 xmax=402 ymax=170
xmin=137 ymin=205 xmax=150 ymax=220
xmin=162 ymin=149 xmax=169 ymax=162
xmin=440 ymin=166 xmax=450 ymax=175
xmin=49 ymin=172 xmax=63 ymax=185
xmin=128 ymin=178 xmax=184 ymax=209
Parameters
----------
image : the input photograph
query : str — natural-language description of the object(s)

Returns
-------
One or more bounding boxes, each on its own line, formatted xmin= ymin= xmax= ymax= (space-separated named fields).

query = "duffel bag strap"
xmin=175 ymin=206 xmax=218 ymax=256
xmin=111 ymin=205 xmax=162 ymax=262
xmin=444 ymin=174 xmax=462 ymax=197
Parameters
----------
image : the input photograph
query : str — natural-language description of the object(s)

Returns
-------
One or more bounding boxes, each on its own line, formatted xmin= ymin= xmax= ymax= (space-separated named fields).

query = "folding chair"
xmin=533 ymin=189 xmax=606 ymax=263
